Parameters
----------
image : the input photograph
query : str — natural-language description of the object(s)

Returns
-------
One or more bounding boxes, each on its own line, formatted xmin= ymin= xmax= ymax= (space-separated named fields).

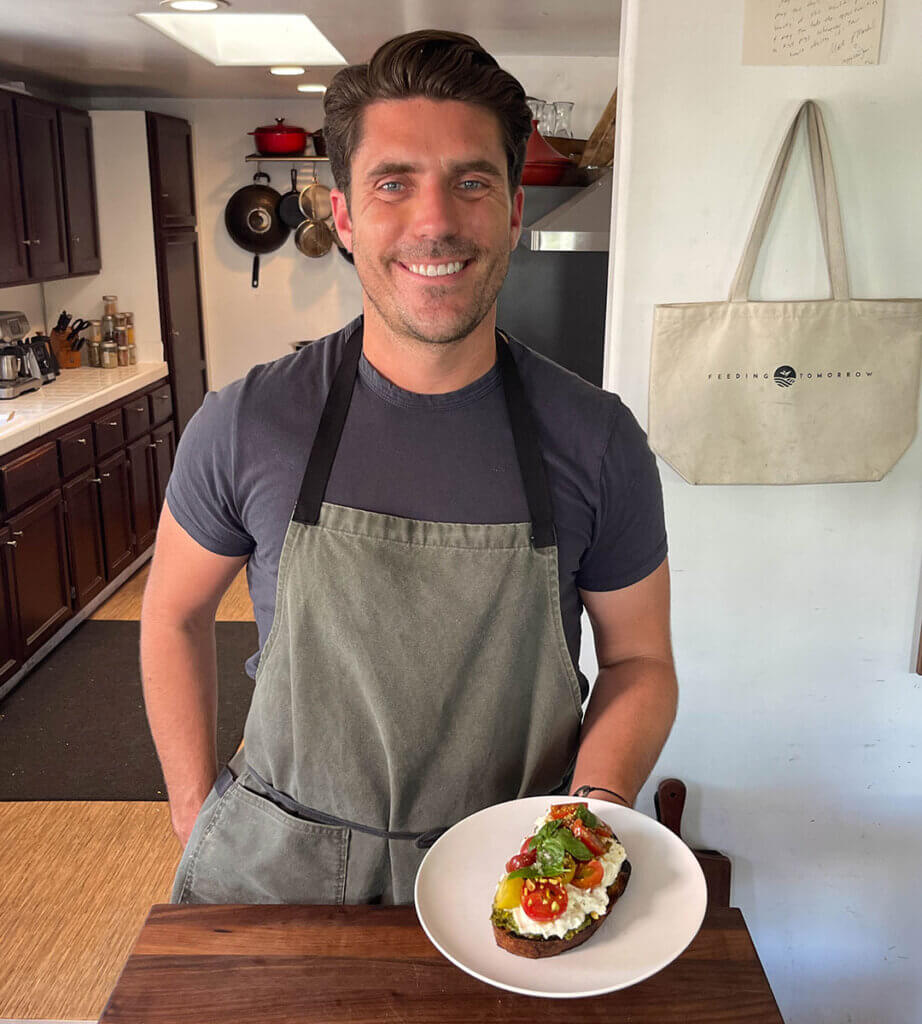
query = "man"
xmin=141 ymin=29 xmax=677 ymax=906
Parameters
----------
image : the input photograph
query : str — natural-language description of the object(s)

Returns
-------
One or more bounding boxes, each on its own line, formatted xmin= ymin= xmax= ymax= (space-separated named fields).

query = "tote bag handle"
xmin=729 ymin=99 xmax=850 ymax=302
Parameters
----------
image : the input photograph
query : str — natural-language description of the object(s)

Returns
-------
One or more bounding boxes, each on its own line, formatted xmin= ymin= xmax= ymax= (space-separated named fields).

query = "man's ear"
xmin=509 ymin=185 xmax=525 ymax=250
xmin=330 ymin=188 xmax=354 ymax=252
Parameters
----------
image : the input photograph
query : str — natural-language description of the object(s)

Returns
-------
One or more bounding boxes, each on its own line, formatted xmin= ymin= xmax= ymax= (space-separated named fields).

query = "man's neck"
xmin=360 ymin=305 xmax=498 ymax=395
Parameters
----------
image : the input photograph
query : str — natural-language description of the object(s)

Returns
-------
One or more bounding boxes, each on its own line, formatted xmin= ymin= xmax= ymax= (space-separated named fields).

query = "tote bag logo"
xmin=774 ymin=365 xmax=796 ymax=388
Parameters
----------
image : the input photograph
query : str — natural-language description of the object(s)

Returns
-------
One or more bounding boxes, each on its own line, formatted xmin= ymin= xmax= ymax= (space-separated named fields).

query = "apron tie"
xmin=236 ymin=763 xmax=451 ymax=849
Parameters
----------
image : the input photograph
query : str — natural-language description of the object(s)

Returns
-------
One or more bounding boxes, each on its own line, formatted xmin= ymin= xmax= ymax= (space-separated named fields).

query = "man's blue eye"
xmin=380 ymin=181 xmax=403 ymax=192
xmin=460 ymin=180 xmax=485 ymax=190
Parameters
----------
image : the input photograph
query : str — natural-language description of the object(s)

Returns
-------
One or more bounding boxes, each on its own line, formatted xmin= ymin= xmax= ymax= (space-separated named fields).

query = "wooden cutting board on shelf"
xmin=654 ymin=778 xmax=732 ymax=908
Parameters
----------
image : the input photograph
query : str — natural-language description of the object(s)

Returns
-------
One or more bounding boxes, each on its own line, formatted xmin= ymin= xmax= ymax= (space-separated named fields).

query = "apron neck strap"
xmin=294 ymin=323 xmax=557 ymax=549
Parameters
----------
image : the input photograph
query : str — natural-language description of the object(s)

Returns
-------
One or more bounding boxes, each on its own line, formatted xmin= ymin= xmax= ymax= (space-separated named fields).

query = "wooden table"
xmin=98 ymin=904 xmax=784 ymax=1022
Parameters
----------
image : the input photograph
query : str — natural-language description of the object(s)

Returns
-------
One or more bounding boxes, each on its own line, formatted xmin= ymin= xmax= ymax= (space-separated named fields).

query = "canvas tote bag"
xmin=648 ymin=100 xmax=922 ymax=484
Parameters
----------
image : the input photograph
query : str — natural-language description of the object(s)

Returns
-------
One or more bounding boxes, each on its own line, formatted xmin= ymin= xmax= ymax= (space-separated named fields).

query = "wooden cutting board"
xmin=98 ymin=903 xmax=783 ymax=1022
xmin=655 ymin=778 xmax=733 ymax=908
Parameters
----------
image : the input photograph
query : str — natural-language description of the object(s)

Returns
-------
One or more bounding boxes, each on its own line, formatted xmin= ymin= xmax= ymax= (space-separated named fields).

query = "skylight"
xmin=136 ymin=13 xmax=347 ymax=67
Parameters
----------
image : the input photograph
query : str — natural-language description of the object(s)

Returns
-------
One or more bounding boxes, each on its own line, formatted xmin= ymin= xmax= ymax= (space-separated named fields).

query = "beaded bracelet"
xmin=572 ymin=784 xmax=631 ymax=807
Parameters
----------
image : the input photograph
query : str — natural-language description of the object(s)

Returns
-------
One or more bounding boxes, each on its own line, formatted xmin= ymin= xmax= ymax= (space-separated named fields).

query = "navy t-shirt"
xmin=165 ymin=315 xmax=667 ymax=701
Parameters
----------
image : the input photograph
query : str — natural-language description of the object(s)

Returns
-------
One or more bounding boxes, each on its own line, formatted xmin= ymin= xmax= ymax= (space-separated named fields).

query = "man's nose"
xmin=409 ymin=181 xmax=463 ymax=240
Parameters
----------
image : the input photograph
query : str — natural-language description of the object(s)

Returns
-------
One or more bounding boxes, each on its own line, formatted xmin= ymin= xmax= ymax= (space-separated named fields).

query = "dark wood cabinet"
xmin=0 ymin=86 xmax=101 ymax=285
xmin=0 ymin=525 xmax=22 ymax=686
xmin=13 ymin=95 xmax=69 ymax=280
xmin=159 ymin=231 xmax=207 ymax=436
xmin=0 ymin=378 xmax=176 ymax=695
xmin=127 ymin=436 xmax=158 ymax=555
xmin=96 ymin=449 xmax=134 ymax=580
xmin=58 ymin=107 xmax=101 ymax=276
xmin=147 ymin=113 xmax=196 ymax=231
xmin=63 ymin=470 xmax=106 ymax=610
xmin=150 ymin=420 xmax=176 ymax=512
xmin=147 ymin=111 xmax=207 ymax=439
xmin=7 ymin=488 xmax=72 ymax=659
xmin=0 ymin=92 xmax=28 ymax=286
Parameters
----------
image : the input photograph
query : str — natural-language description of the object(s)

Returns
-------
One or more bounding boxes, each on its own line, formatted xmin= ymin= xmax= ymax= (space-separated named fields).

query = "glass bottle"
xmin=103 ymin=295 xmax=118 ymax=317
xmin=125 ymin=312 xmax=137 ymax=364
xmin=88 ymin=320 xmax=102 ymax=367
xmin=100 ymin=339 xmax=118 ymax=368
xmin=553 ymin=101 xmax=574 ymax=139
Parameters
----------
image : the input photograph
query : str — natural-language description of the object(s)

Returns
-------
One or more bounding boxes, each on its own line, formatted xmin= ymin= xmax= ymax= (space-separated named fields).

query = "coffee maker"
xmin=0 ymin=311 xmax=46 ymax=399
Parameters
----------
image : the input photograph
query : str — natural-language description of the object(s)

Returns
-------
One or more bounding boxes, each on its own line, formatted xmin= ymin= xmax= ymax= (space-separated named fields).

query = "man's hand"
xmin=170 ymin=785 xmax=213 ymax=849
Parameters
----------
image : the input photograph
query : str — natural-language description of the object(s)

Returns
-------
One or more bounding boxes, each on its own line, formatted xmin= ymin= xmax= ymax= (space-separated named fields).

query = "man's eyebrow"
xmin=363 ymin=159 xmax=505 ymax=182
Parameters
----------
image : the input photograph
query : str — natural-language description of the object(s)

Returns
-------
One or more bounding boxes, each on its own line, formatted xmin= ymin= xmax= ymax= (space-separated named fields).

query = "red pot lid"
xmin=251 ymin=117 xmax=307 ymax=136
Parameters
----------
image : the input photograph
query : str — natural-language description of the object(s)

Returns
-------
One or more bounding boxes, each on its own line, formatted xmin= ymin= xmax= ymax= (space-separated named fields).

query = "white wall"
xmin=44 ymin=111 xmax=163 ymax=362
xmin=607 ymin=3 xmax=922 ymax=1022
xmin=91 ymin=55 xmax=617 ymax=390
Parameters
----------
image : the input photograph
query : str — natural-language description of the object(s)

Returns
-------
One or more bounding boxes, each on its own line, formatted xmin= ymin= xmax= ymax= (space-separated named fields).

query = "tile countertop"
xmin=0 ymin=362 xmax=170 ymax=458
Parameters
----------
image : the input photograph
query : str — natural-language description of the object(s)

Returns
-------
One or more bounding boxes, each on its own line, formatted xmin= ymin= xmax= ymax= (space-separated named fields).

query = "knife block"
xmin=51 ymin=328 xmax=82 ymax=369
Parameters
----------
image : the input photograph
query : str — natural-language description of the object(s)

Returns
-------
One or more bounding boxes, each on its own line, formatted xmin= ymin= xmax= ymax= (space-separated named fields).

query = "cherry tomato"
xmin=548 ymin=801 xmax=589 ymax=820
xmin=521 ymin=881 xmax=568 ymax=922
xmin=593 ymin=819 xmax=614 ymax=838
xmin=520 ymin=835 xmax=536 ymax=854
xmin=505 ymin=848 xmax=537 ymax=873
xmin=571 ymin=858 xmax=604 ymax=890
xmin=494 ymin=875 xmax=525 ymax=909
xmin=570 ymin=820 xmax=606 ymax=857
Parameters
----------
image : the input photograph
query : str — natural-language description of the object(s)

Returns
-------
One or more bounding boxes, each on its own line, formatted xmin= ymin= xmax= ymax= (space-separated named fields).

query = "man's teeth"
xmin=406 ymin=260 xmax=466 ymax=277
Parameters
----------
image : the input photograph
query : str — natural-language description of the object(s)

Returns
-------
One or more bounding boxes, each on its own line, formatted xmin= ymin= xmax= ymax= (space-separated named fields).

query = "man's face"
xmin=330 ymin=97 xmax=524 ymax=347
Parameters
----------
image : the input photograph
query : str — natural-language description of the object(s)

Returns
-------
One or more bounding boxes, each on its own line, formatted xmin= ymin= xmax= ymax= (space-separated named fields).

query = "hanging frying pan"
xmin=224 ymin=171 xmax=290 ymax=287
xmin=278 ymin=168 xmax=304 ymax=231
xmin=295 ymin=217 xmax=334 ymax=258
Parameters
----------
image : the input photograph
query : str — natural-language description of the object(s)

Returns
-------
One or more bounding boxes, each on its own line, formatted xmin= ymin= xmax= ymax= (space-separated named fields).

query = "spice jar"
xmin=100 ymin=339 xmax=118 ymax=368
xmin=103 ymin=295 xmax=118 ymax=317
xmin=117 ymin=345 xmax=129 ymax=367
xmin=124 ymin=312 xmax=136 ymax=346
xmin=101 ymin=313 xmax=115 ymax=340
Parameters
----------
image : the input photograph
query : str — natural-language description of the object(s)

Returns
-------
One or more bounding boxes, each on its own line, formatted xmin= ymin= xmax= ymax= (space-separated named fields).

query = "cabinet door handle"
xmin=73 ymin=235 xmax=80 ymax=244
xmin=6 ymin=540 xmax=16 ymax=547
xmin=102 ymin=472 xmax=111 ymax=478
xmin=33 ymin=238 xmax=40 ymax=246
xmin=171 ymin=330 xmax=180 ymax=337
xmin=77 ymin=437 xmax=87 ymax=444
xmin=91 ymin=477 xmax=102 ymax=483
xmin=22 ymin=239 xmax=31 ymax=246
xmin=12 ymin=530 xmax=23 ymax=537
xmin=162 ymin=192 xmax=169 ymax=198
xmin=136 ymin=406 xmax=145 ymax=412
xmin=157 ymin=395 xmax=170 ymax=400
xmin=108 ymin=421 xmax=119 ymax=427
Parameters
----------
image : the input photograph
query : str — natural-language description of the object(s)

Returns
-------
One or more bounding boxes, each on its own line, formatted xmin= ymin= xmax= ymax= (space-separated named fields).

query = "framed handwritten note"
xmin=743 ymin=0 xmax=884 ymax=65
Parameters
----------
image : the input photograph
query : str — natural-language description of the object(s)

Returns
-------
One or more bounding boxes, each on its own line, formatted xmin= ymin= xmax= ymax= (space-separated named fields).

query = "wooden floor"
xmin=0 ymin=562 xmax=254 ymax=1022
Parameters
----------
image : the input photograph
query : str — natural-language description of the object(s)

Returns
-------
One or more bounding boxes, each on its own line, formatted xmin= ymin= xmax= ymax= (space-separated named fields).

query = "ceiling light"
xmin=270 ymin=66 xmax=304 ymax=76
xmin=297 ymin=84 xmax=326 ymax=93
xmin=159 ymin=0 xmax=229 ymax=11
xmin=137 ymin=13 xmax=347 ymax=67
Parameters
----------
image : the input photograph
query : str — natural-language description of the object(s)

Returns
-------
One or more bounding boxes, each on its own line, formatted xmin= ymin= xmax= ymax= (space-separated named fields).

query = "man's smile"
xmin=396 ymin=258 xmax=475 ymax=282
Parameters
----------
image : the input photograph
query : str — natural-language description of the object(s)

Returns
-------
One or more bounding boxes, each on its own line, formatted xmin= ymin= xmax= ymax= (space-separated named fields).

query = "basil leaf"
xmin=507 ymin=866 xmax=541 ymax=880
xmin=559 ymin=830 xmax=592 ymax=860
xmin=574 ymin=805 xmax=602 ymax=830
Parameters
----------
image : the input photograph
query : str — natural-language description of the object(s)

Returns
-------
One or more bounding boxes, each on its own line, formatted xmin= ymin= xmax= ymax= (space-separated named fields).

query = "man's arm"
xmin=570 ymin=558 xmax=678 ymax=807
xmin=140 ymin=500 xmax=249 ymax=846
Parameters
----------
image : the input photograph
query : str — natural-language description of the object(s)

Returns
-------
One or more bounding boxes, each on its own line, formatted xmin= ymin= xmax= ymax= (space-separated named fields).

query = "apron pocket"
xmin=182 ymin=777 xmax=350 ymax=905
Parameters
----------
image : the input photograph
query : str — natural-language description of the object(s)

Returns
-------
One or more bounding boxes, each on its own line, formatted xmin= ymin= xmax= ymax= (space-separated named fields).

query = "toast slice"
xmin=492 ymin=857 xmax=631 ymax=958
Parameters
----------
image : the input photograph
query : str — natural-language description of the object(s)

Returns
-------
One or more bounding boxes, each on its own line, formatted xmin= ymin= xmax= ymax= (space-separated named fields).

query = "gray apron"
xmin=171 ymin=323 xmax=583 ymax=905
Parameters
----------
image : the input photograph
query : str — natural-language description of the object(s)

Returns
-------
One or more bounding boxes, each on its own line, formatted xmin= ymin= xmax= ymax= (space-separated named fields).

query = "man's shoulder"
xmin=504 ymin=331 xmax=625 ymax=436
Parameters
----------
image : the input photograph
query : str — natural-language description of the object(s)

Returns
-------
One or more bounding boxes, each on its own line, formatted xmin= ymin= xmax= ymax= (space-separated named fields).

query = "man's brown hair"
xmin=323 ymin=30 xmax=533 ymax=208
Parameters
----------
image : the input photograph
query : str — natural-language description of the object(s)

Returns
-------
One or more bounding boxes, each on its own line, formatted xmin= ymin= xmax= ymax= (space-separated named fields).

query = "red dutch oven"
xmin=248 ymin=117 xmax=309 ymax=156
xmin=521 ymin=118 xmax=571 ymax=186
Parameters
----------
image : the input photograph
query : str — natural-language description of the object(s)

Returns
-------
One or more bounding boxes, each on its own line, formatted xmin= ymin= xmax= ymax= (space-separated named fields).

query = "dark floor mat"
xmin=0 ymin=620 xmax=258 ymax=801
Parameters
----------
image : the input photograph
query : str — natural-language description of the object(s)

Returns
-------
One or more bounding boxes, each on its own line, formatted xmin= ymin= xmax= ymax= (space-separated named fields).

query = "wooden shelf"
xmin=245 ymin=153 xmax=329 ymax=163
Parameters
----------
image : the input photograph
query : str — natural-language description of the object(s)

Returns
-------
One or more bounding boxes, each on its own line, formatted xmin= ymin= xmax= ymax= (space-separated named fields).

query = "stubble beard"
xmin=354 ymin=236 xmax=511 ymax=348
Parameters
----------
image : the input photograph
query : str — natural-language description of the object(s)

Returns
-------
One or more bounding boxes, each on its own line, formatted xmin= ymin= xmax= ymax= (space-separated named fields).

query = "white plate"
xmin=414 ymin=795 xmax=707 ymax=999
